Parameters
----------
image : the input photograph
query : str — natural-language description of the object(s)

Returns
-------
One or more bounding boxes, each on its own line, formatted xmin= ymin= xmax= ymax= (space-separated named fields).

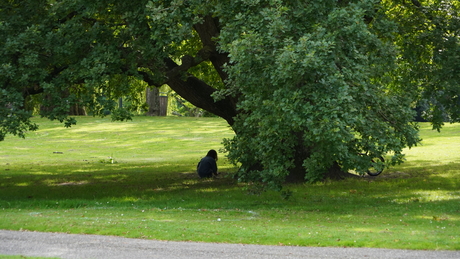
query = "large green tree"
xmin=1 ymin=0 xmax=459 ymax=189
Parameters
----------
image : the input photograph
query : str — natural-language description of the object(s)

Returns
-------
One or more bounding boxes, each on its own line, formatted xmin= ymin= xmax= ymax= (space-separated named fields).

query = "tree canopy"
xmin=1 ymin=0 xmax=459 ymax=189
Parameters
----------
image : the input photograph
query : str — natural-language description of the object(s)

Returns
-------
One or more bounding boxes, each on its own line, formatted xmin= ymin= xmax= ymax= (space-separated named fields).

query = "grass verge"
xmin=0 ymin=117 xmax=459 ymax=250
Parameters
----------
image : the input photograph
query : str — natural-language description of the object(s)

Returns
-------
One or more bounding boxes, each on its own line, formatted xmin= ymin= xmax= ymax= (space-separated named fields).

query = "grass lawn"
xmin=0 ymin=116 xmax=459 ymax=250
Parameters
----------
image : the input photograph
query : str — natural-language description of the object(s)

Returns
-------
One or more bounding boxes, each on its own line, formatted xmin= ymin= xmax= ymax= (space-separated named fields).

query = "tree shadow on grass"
xmin=1 ymin=159 xmax=459 ymax=211
xmin=0 ymin=162 xmax=243 ymax=208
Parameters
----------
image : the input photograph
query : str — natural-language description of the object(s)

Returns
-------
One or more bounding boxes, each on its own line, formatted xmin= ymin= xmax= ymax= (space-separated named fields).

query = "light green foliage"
xmin=383 ymin=0 xmax=460 ymax=129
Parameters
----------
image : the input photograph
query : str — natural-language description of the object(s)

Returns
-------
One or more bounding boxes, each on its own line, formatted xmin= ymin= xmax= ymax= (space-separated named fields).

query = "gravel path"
xmin=1 ymin=230 xmax=459 ymax=259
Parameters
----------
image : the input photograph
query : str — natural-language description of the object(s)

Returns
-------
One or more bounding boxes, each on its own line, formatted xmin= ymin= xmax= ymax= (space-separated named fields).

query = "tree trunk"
xmin=145 ymin=87 xmax=160 ymax=116
xmin=285 ymin=133 xmax=309 ymax=183
xmin=285 ymin=132 xmax=358 ymax=182
xmin=286 ymin=154 xmax=359 ymax=183
xmin=69 ymin=103 xmax=86 ymax=116
xmin=323 ymin=161 xmax=360 ymax=180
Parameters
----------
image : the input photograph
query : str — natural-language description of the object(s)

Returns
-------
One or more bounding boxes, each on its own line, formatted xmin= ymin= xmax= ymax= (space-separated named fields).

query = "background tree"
xmin=145 ymin=87 xmax=160 ymax=116
xmin=383 ymin=0 xmax=460 ymax=129
xmin=1 ymin=0 xmax=458 ymax=190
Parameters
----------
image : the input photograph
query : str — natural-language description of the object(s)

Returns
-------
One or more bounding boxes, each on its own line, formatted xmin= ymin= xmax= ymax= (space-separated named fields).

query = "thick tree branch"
xmin=167 ymin=75 xmax=237 ymax=125
xmin=138 ymin=71 xmax=157 ymax=86
xmin=165 ymin=48 xmax=212 ymax=80
xmin=163 ymin=58 xmax=236 ymax=125
xmin=22 ymin=84 xmax=44 ymax=97
xmin=193 ymin=15 xmax=230 ymax=82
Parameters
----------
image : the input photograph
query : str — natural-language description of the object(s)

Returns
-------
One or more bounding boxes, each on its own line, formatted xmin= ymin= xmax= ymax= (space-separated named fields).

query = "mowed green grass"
xmin=0 ymin=117 xmax=459 ymax=250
